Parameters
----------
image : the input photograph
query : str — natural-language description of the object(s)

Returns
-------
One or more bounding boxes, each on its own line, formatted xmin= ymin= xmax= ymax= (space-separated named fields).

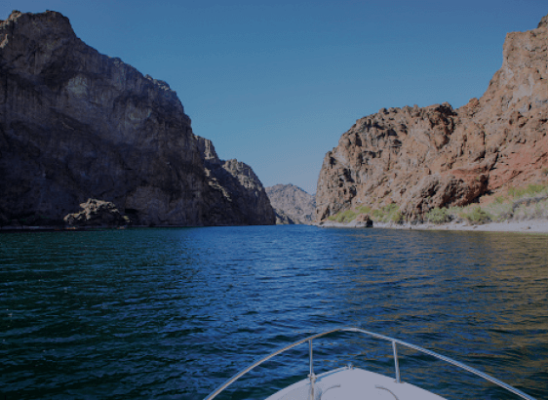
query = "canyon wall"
xmin=266 ymin=184 xmax=316 ymax=224
xmin=316 ymin=14 xmax=548 ymax=222
xmin=197 ymin=137 xmax=275 ymax=225
xmin=0 ymin=10 xmax=274 ymax=227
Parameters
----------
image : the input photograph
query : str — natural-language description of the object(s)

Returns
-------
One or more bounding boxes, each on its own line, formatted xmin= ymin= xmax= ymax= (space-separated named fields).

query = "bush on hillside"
xmin=426 ymin=207 xmax=451 ymax=224
xmin=460 ymin=206 xmax=492 ymax=225
xmin=328 ymin=209 xmax=357 ymax=223
xmin=508 ymin=183 xmax=548 ymax=199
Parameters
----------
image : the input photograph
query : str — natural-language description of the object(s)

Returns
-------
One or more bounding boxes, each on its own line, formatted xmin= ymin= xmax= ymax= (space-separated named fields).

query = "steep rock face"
xmin=272 ymin=209 xmax=297 ymax=225
xmin=197 ymin=137 xmax=275 ymax=225
xmin=265 ymin=184 xmax=316 ymax=224
xmin=316 ymin=14 xmax=548 ymax=222
xmin=0 ymin=10 xmax=274 ymax=227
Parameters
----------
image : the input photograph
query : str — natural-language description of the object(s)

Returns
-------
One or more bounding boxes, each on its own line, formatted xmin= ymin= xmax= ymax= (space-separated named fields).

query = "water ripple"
xmin=0 ymin=226 xmax=547 ymax=399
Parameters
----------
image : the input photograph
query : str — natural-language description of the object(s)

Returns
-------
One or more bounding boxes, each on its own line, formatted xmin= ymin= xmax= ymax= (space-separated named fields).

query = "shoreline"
xmin=0 ymin=225 xmax=131 ymax=232
xmin=0 ymin=225 xmax=177 ymax=232
xmin=317 ymin=219 xmax=548 ymax=234
xmin=0 ymin=224 xmax=272 ymax=232
xmin=3 ymin=221 xmax=548 ymax=234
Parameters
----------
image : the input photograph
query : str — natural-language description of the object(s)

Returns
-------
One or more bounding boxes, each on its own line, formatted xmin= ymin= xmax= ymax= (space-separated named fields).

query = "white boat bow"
xmin=203 ymin=326 xmax=537 ymax=400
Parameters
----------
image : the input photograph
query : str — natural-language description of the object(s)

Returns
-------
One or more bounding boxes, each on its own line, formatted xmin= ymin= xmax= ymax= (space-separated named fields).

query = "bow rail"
xmin=203 ymin=326 xmax=536 ymax=400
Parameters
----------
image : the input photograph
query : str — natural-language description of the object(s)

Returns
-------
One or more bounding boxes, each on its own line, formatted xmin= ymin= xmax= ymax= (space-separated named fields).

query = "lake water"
xmin=1 ymin=225 xmax=547 ymax=400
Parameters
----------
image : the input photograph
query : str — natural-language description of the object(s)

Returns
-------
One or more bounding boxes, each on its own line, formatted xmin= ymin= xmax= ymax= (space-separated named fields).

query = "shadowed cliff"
xmin=0 ymin=10 xmax=274 ymax=227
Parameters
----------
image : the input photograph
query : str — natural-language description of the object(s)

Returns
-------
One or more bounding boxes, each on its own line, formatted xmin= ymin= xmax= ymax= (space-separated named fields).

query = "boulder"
xmin=64 ymin=199 xmax=129 ymax=227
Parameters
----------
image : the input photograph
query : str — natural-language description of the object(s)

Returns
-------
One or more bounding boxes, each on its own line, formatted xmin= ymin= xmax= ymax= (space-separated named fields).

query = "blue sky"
xmin=1 ymin=1 xmax=546 ymax=194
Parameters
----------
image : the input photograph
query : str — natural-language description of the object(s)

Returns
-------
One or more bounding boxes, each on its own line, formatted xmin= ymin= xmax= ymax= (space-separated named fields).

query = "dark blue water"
xmin=1 ymin=226 xmax=547 ymax=400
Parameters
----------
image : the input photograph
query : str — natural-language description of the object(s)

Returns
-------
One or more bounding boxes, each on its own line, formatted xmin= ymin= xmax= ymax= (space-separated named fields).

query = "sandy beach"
xmin=318 ymin=219 xmax=548 ymax=234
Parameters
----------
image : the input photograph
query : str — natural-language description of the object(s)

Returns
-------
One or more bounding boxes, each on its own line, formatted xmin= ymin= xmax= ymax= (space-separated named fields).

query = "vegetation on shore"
xmin=327 ymin=183 xmax=548 ymax=226
xmin=328 ymin=204 xmax=403 ymax=224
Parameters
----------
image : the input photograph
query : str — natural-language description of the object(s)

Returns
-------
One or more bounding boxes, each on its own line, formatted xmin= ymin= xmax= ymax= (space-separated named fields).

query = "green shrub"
xmin=426 ymin=207 xmax=451 ymax=224
xmin=371 ymin=209 xmax=384 ymax=220
xmin=391 ymin=211 xmax=404 ymax=224
xmin=382 ymin=204 xmax=399 ymax=214
xmin=461 ymin=206 xmax=492 ymax=225
xmin=338 ymin=210 xmax=357 ymax=223
xmin=508 ymin=183 xmax=548 ymax=199
xmin=489 ymin=203 xmax=513 ymax=222
xmin=493 ymin=195 xmax=508 ymax=204
xmin=369 ymin=204 xmax=403 ymax=223
xmin=328 ymin=209 xmax=357 ymax=223
xmin=513 ymin=200 xmax=548 ymax=220
xmin=357 ymin=205 xmax=372 ymax=214
xmin=531 ymin=202 xmax=546 ymax=219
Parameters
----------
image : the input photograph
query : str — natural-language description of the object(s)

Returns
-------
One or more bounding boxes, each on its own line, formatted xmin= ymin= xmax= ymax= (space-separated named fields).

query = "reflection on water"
xmin=0 ymin=226 xmax=547 ymax=400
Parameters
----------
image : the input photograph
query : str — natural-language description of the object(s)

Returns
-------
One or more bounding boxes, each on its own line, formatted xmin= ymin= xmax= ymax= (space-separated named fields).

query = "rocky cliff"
xmin=0 ymin=10 xmax=274 ymax=227
xmin=197 ymin=137 xmax=275 ymax=225
xmin=265 ymin=184 xmax=316 ymax=224
xmin=316 ymin=14 xmax=548 ymax=222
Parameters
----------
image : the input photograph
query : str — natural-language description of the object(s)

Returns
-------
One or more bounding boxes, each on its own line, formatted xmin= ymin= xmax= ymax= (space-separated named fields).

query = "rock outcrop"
xmin=539 ymin=14 xmax=548 ymax=28
xmin=197 ymin=137 xmax=275 ymax=225
xmin=265 ymin=184 xmax=316 ymax=224
xmin=64 ymin=199 xmax=129 ymax=227
xmin=0 ymin=10 xmax=274 ymax=227
xmin=316 ymin=13 xmax=548 ymax=222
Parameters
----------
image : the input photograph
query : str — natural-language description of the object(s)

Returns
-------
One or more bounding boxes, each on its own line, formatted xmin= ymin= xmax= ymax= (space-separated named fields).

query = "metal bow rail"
xmin=202 ymin=326 xmax=537 ymax=400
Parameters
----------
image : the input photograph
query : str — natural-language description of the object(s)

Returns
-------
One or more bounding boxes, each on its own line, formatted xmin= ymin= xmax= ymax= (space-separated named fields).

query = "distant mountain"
xmin=265 ymin=184 xmax=316 ymax=225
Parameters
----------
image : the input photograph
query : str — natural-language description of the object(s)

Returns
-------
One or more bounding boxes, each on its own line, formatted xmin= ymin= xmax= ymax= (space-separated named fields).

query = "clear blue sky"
xmin=1 ymin=1 xmax=546 ymax=194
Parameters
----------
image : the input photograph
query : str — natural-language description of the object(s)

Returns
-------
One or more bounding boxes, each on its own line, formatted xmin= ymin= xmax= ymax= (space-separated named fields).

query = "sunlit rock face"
xmin=64 ymin=199 xmax=128 ymax=228
xmin=316 ymin=13 xmax=548 ymax=222
xmin=265 ymin=184 xmax=316 ymax=225
xmin=0 ymin=10 xmax=274 ymax=227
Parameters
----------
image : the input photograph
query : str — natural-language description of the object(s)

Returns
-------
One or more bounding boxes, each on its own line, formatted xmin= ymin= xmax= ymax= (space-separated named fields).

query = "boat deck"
xmin=265 ymin=367 xmax=447 ymax=400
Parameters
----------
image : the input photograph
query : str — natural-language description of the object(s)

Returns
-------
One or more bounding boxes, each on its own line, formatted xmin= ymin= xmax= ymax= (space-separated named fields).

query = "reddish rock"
xmin=316 ymin=13 xmax=548 ymax=222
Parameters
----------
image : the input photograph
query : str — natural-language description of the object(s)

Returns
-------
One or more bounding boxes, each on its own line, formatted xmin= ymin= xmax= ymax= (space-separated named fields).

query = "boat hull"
xmin=265 ymin=367 xmax=447 ymax=400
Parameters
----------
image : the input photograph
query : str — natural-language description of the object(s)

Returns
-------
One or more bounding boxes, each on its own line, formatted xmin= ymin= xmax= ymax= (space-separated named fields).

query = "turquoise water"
xmin=1 ymin=226 xmax=547 ymax=399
